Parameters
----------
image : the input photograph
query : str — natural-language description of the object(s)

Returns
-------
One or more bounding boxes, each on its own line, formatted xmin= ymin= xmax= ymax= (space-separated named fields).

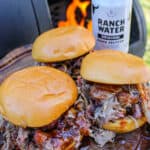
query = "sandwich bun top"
xmin=0 ymin=66 xmax=78 ymax=127
xmin=32 ymin=26 xmax=95 ymax=62
xmin=81 ymin=50 xmax=150 ymax=84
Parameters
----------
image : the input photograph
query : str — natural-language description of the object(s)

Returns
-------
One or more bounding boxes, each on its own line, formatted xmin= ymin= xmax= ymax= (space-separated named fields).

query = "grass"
xmin=139 ymin=0 xmax=150 ymax=66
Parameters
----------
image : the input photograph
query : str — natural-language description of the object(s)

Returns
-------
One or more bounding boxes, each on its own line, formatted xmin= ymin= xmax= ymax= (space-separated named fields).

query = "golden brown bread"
xmin=103 ymin=116 xmax=146 ymax=133
xmin=0 ymin=66 xmax=78 ymax=127
xmin=32 ymin=26 xmax=95 ymax=62
xmin=81 ymin=50 xmax=150 ymax=84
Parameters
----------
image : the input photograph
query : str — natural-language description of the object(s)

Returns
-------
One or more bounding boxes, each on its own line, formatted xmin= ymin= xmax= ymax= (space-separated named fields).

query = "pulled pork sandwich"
xmin=80 ymin=50 xmax=150 ymax=134
xmin=0 ymin=66 xmax=83 ymax=149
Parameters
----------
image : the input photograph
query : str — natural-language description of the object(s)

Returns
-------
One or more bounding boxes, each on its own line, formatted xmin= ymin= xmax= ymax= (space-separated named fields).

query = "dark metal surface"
xmin=31 ymin=0 xmax=53 ymax=33
xmin=129 ymin=0 xmax=147 ymax=57
xmin=0 ymin=1 xmax=38 ymax=58
xmin=0 ymin=0 xmax=52 ymax=58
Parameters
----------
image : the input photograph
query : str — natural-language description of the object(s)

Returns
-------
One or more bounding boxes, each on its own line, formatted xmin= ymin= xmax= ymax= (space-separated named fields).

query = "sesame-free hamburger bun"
xmin=102 ymin=116 xmax=146 ymax=133
xmin=0 ymin=66 xmax=78 ymax=127
xmin=81 ymin=50 xmax=150 ymax=84
xmin=32 ymin=26 xmax=95 ymax=62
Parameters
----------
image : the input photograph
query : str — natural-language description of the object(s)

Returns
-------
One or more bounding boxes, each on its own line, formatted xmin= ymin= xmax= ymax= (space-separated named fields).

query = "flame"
xmin=58 ymin=0 xmax=92 ymax=31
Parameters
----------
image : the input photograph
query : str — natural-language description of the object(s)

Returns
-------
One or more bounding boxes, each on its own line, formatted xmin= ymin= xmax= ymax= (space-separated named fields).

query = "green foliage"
xmin=140 ymin=0 xmax=150 ymax=66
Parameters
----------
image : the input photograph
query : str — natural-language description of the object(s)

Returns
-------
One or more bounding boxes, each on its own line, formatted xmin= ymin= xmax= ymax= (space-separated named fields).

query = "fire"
xmin=58 ymin=0 xmax=92 ymax=31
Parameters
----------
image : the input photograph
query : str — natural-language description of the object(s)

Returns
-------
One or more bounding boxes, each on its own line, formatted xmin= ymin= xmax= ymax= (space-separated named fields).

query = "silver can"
xmin=92 ymin=0 xmax=133 ymax=53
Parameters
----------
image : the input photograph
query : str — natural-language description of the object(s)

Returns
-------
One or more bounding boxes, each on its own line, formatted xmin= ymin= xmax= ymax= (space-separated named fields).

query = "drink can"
xmin=92 ymin=0 xmax=133 ymax=52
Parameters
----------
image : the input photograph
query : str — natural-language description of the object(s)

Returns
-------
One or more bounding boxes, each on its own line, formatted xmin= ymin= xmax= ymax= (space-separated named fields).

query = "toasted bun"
xmin=0 ymin=66 xmax=78 ymax=127
xmin=32 ymin=26 xmax=95 ymax=62
xmin=81 ymin=50 xmax=150 ymax=84
xmin=103 ymin=116 xmax=146 ymax=133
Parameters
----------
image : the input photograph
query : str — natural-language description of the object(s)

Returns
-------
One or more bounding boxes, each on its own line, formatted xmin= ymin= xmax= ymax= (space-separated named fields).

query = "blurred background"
xmin=140 ymin=0 xmax=150 ymax=66
xmin=0 ymin=0 xmax=149 ymax=61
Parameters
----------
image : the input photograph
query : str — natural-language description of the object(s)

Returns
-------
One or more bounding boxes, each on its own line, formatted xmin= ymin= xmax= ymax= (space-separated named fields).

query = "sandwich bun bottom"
xmin=103 ymin=116 xmax=146 ymax=133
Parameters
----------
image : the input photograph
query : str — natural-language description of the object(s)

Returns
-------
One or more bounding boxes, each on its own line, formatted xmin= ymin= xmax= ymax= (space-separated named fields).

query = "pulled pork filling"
xmin=90 ymin=84 xmax=144 ymax=124
xmin=0 ymin=57 xmax=146 ymax=149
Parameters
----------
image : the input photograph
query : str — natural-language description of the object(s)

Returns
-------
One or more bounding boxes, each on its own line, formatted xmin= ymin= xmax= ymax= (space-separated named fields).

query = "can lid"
xmin=92 ymin=0 xmax=132 ymax=7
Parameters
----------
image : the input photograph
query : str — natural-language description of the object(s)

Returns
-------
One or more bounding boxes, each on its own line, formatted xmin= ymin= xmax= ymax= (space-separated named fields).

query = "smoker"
xmin=0 ymin=0 xmax=147 ymax=58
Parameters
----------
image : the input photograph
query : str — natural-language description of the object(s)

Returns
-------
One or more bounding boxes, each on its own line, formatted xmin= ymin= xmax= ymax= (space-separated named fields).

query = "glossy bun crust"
xmin=32 ymin=26 xmax=95 ymax=62
xmin=0 ymin=66 xmax=78 ymax=127
xmin=81 ymin=50 xmax=150 ymax=84
xmin=103 ymin=116 xmax=146 ymax=133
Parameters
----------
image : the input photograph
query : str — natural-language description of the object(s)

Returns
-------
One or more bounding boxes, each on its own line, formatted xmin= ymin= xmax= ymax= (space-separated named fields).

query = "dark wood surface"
xmin=0 ymin=44 xmax=35 ymax=83
xmin=0 ymin=1 xmax=38 ymax=58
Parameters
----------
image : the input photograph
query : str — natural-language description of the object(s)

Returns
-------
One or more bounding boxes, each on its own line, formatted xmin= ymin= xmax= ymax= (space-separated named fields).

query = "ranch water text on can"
xmin=92 ymin=0 xmax=133 ymax=53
